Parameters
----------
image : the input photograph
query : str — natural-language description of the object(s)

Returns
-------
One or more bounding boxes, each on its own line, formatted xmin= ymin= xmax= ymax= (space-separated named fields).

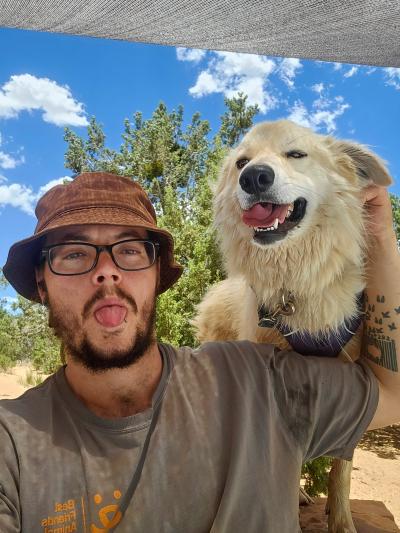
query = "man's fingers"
xmin=363 ymin=185 xmax=390 ymax=205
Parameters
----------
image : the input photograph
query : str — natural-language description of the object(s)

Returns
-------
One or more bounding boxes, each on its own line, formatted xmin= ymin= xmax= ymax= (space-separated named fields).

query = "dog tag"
xmin=258 ymin=316 xmax=278 ymax=328
xmin=258 ymin=304 xmax=279 ymax=328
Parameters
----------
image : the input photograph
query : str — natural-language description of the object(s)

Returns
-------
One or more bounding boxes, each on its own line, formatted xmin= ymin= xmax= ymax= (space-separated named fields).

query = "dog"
xmin=193 ymin=120 xmax=392 ymax=533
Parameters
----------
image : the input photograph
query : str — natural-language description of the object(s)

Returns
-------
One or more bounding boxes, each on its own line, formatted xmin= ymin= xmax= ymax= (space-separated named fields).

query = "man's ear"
xmin=35 ymin=267 xmax=48 ymax=306
xmin=155 ymin=257 xmax=161 ymax=295
xmin=329 ymin=139 xmax=392 ymax=187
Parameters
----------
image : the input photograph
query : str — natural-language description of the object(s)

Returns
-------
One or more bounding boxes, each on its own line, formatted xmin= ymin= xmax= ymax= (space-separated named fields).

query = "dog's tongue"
xmin=242 ymin=203 xmax=287 ymax=227
xmin=94 ymin=305 xmax=126 ymax=327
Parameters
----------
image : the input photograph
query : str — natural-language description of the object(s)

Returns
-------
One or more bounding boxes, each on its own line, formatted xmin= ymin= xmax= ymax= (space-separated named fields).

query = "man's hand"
xmin=362 ymin=185 xmax=397 ymax=246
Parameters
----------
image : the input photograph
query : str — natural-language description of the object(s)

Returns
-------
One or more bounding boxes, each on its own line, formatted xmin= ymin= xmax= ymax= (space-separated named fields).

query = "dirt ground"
xmin=1 ymin=365 xmax=399 ymax=528
xmin=352 ymin=426 xmax=400 ymax=526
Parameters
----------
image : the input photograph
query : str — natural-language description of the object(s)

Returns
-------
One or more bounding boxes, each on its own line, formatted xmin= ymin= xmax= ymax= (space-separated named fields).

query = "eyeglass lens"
xmin=48 ymin=240 xmax=156 ymax=274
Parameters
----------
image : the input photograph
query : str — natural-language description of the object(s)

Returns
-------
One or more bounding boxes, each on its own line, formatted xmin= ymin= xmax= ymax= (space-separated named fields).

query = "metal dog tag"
xmin=258 ymin=292 xmax=296 ymax=328
xmin=258 ymin=305 xmax=280 ymax=328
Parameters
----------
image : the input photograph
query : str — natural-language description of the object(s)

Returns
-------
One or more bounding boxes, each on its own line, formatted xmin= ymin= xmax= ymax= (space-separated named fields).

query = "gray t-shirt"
xmin=0 ymin=341 xmax=378 ymax=533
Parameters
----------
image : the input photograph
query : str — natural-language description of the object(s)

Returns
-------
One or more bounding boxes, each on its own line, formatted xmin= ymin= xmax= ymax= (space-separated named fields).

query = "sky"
xmin=0 ymin=27 xmax=399 ymax=303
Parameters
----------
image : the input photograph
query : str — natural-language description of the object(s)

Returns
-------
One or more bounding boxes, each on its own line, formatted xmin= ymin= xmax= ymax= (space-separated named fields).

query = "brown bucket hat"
xmin=3 ymin=172 xmax=183 ymax=302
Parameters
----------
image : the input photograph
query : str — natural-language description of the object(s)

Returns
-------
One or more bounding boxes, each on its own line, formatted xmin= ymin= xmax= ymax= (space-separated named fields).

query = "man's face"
xmin=36 ymin=224 xmax=159 ymax=372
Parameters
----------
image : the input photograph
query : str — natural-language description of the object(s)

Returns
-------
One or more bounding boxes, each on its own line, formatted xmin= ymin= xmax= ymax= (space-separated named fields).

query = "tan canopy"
xmin=0 ymin=0 xmax=399 ymax=67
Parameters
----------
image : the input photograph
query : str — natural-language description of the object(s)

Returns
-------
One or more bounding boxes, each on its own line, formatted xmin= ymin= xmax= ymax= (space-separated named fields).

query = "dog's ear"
xmin=330 ymin=140 xmax=392 ymax=187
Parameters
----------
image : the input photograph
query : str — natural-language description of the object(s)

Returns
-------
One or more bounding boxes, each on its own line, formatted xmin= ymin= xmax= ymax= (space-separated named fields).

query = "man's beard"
xmin=46 ymin=286 xmax=157 ymax=373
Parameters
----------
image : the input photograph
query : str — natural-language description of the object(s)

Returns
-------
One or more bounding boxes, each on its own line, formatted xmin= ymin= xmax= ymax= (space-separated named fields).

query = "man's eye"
xmin=120 ymin=247 xmax=141 ymax=255
xmin=63 ymin=251 xmax=86 ymax=261
xmin=286 ymin=150 xmax=307 ymax=159
xmin=236 ymin=158 xmax=249 ymax=169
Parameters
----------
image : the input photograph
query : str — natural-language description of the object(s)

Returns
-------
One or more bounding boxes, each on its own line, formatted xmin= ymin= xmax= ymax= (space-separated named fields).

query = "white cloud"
xmin=0 ymin=131 xmax=25 ymax=169
xmin=311 ymin=83 xmax=324 ymax=94
xmin=310 ymin=105 xmax=349 ymax=133
xmin=0 ymin=152 xmax=21 ymax=169
xmin=0 ymin=176 xmax=72 ymax=216
xmin=332 ymin=62 xmax=342 ymax=71
xmin=0 ymin=182 xmax=36 ymax=215
xmin=0 ymin=74 xmax=88 ymax=127
xmin=384 ymin=67 xmax=400 ymax=90
xmin=189 ymin=51 xmax=279 ymax=113
xmin=176 ymin=48 xmax=206 ymax=63
xmin=189 ymin=71 xmax=223 ymax=96
xmin=344 ymin=66 xmax=359 ymax=78
xmin=287 ymin=86 xmax=350 ymax=133
xmin=37 ymin=176 xmax=72 ymax=198
xmin=278 ymin=58 xmax=302 ymax=88
xmin=287 ymin=101 xmax=311 ymax=129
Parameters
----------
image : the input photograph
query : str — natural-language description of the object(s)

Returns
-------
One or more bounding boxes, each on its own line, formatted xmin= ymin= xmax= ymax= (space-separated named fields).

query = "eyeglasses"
xmin=41 ymin=239 xmax=160 ymax=276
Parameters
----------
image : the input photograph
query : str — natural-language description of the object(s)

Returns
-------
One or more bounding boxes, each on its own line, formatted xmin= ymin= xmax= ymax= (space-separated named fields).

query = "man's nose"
xmin=239 ymin=164 xmax=275 ymax=195
xmin=90 ymin=250 xmax=122 ymax=286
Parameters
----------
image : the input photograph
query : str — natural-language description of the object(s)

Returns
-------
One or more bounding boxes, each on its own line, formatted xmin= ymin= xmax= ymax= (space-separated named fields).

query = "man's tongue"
xmin=94 ymin=305 xmax=127 ymax=327
xmin=242 ymin=202 xmax=287 ymax=227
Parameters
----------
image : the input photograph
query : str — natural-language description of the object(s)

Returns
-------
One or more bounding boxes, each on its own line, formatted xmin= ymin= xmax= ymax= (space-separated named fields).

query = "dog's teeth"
xmin=255 ymin=226 xmax=275 ymax=232
xmin=286 ymin=203 xmax=294 ymax=219
xmin=273 ymin=218 xmax=279 ymax=230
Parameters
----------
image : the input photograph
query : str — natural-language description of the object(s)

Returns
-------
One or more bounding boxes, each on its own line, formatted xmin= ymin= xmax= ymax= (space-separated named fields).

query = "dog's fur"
xmin=193 ymin=120 xmax=392 ymax=533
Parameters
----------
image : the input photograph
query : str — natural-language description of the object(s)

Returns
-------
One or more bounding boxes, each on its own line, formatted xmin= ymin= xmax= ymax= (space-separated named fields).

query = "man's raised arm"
xmin=362 ymin=186 xmax=400 ymax=429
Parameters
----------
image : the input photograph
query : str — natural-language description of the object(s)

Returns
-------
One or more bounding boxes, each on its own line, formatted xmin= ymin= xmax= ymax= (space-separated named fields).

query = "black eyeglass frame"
xmin=40 ymin=239 xmax=160 ymax=276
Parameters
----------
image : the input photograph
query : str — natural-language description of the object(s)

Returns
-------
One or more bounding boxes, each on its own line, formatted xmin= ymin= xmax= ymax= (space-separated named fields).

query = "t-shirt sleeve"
xmin=266 ymin=349 xmax=379 ymax=461
xmin=0 ymin=416 xmax=21 ymax=532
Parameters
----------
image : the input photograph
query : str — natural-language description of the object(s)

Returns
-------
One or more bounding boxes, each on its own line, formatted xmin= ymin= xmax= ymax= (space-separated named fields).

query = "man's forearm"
xmin=363 ymin=229 xmax=400 ymax=428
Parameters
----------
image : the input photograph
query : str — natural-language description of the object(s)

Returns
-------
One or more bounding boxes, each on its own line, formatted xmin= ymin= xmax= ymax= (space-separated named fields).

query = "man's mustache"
xmin=82 ymin=286 xmax=138 ymax=319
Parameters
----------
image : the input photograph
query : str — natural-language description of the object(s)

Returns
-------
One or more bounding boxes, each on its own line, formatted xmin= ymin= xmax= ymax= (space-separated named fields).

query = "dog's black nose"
xmin=239 ymin=165 xmax=275 ymax=195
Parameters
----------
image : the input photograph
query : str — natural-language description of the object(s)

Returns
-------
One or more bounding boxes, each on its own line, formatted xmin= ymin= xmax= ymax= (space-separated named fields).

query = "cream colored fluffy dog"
xmin=194 ymin=120 xmax=392 ymax=533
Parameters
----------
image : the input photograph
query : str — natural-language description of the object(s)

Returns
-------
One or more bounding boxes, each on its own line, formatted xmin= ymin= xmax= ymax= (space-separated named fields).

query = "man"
xmin=0 ymin=172 xmax=399 ymax=533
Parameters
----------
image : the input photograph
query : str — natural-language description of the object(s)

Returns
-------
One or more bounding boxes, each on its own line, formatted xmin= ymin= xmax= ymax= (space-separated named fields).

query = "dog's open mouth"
xmin=242 ymin=197 xmax=307 ymax=244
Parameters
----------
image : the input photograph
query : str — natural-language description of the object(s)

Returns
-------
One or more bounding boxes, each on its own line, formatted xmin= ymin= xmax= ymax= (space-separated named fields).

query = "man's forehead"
xmin=45 ymin=224 xmax=149 ymax=244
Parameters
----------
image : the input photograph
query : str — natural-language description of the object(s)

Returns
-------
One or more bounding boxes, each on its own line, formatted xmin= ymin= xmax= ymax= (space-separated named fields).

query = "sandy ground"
xmin=1 ymin=365 xmax=399 ymax=528
xmin=352 ymin=427 xmax=400 ymax=526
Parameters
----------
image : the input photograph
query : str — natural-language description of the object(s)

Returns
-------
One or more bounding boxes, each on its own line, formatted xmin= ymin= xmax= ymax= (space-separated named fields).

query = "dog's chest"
xmin=255 ymin=322 xmax=363 ymax=361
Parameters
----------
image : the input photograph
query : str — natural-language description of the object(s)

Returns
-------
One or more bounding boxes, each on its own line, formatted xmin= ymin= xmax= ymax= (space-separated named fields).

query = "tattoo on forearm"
xmin=363 ymin=294 xmax=398 ymax=372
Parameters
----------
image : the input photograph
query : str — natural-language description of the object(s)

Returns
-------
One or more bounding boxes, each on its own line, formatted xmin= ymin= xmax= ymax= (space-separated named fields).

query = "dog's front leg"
xmin=326 ymin=458 xmax=356 ymax=533
xmin=237 ymin=285 xmax=259 ymax=341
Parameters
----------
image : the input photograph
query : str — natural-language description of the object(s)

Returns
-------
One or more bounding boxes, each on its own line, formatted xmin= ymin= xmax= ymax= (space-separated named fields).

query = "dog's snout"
xmin=239 ymin=165 xmax=275 ymax=195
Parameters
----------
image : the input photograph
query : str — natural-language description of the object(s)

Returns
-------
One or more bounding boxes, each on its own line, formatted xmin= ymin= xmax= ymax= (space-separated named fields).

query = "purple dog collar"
xmin=258 ymin=293 xmax=364 ymax=358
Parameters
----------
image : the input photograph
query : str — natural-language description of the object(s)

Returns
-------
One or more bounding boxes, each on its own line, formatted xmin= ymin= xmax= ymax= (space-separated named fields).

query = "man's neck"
xmin=64 ymin=343 xmax=163 ymax=419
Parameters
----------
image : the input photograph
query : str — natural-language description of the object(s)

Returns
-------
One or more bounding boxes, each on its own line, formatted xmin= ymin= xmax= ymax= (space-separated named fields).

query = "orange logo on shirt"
xmin=90 ymin=490 xmax=122 ymax=533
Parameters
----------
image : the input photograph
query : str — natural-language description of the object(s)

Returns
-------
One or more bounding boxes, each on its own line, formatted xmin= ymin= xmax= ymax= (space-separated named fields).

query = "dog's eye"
xmin=286 ymin=150 xmax=307 ymax=159
xmin=236 ymin=158 xmax=249 ymax=169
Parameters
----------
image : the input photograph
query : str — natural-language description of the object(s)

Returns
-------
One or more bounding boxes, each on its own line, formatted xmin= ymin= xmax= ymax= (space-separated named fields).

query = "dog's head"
xmin=215 ymin=120 xmax=392 ymax=250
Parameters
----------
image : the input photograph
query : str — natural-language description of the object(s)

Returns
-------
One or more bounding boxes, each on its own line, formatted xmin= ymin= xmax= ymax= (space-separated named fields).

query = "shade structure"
xmin=0 ymin=0 xmax=399 ymax=67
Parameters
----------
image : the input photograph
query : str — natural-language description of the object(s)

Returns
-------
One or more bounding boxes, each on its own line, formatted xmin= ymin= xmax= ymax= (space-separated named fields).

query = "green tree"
xmin=0 ymin=308 xmax=20 ymax=371
xmin=0 ymin=273 xmax=61 ymax=373
xmin=64 ymin=116 xmax=120 ymax=175
xmin=219 ymin=92 xmax=259 ymax=147
xmin=390 ymin=193 xmax=400 ymax=245
xmin=0 ymin=273 xmax=19 ymax=370
xmin=11 ymin=296 xmax=61 ymax=374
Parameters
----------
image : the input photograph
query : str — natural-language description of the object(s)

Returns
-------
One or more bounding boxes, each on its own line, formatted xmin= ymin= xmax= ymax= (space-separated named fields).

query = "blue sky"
xmin=0 ymin=27 xmax=399 ymax=301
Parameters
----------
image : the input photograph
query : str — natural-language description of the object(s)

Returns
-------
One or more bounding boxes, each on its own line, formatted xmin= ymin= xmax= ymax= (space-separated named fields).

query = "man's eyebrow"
xmin=56 ymin=232 xmax=90 ymax=242
xmin=115 ymin=231 xmax=147 ymax=240
xmin=53 ymin=230 xmax=146 ymax=243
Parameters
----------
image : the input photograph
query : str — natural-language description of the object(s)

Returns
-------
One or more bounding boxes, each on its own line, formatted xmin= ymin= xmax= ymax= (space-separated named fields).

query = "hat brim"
xmin=3 ymin=207 xmax=183 ymax=302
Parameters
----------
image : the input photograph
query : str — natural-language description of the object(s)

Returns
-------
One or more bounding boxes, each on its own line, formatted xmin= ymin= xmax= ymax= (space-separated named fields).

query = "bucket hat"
xmin=3 ymin=172 xmax=183 ymax=301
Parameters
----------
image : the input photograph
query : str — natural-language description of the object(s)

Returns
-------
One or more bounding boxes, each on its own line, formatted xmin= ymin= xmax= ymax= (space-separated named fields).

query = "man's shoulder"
xmin=0 ymin=372 xmax=57 ymax=423
xmin=167 ymin=340 xmax=278 ymax=373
